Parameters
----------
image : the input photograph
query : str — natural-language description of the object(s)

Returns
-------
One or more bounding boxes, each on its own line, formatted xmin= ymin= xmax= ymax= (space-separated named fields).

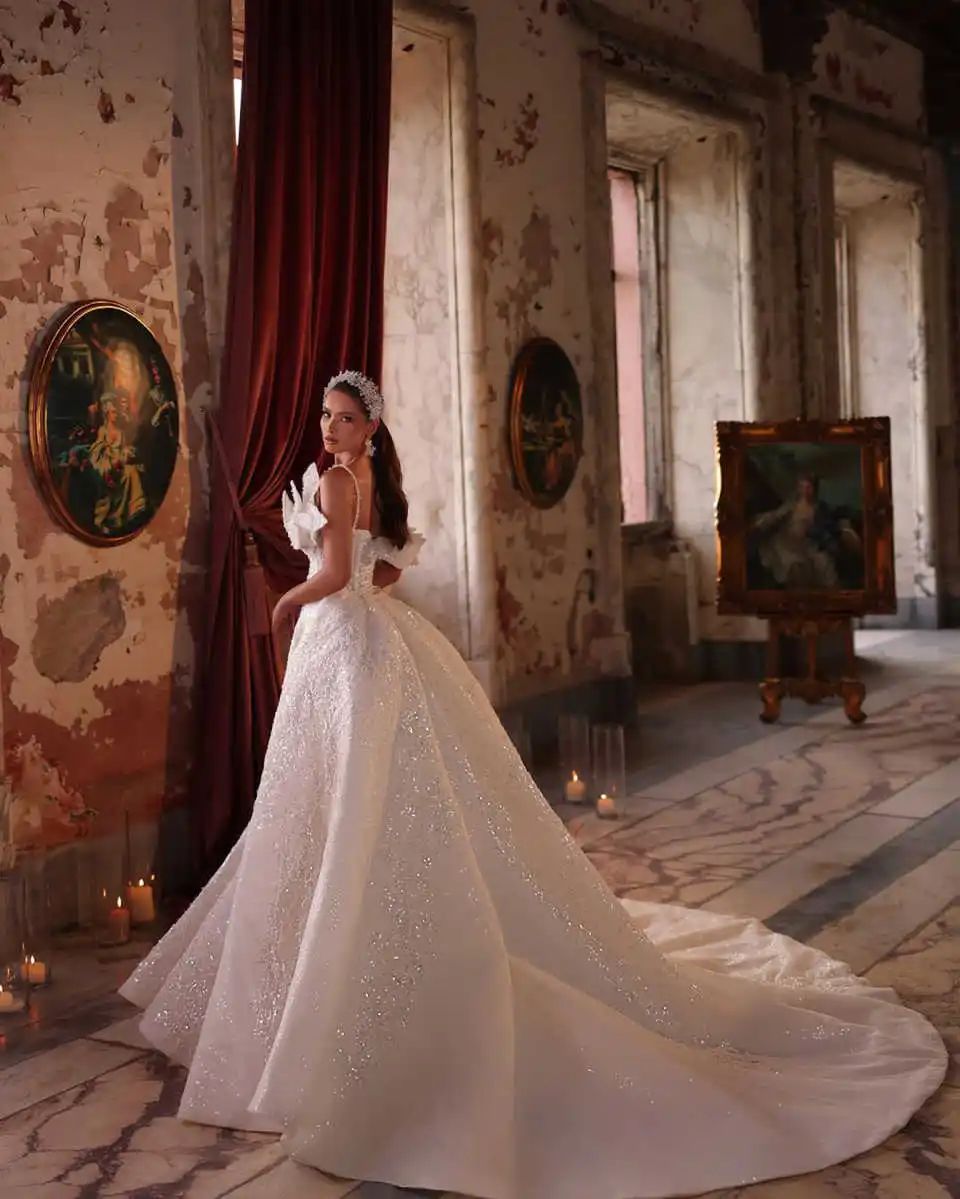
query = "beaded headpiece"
xmin=324 ymin=370 xmax=384 ymax=422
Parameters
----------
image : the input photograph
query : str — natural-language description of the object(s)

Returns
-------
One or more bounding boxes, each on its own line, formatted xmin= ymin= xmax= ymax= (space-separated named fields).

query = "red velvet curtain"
xmin=195 ymin=0 xmax=393 ymax=876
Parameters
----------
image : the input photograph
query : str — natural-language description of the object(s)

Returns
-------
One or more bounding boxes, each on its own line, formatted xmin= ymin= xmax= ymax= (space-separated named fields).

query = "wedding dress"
xmin=121 ymin=461 xmax=946 ymax=1199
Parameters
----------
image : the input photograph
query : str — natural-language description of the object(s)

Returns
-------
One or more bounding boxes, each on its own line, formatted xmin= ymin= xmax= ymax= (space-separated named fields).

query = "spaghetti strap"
xmin=326 ymin=463 xmax=362 ymax=530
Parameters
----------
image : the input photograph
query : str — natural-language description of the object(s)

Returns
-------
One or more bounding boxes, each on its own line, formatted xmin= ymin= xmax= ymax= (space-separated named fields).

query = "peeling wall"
xmin=1 ymin=0 xmax=953 ymax=839
xmin=847 ymin=196 xmax=934 ymax=618
xmin=383 ymin=24 xmax=469 ymax=650
xmin=598 ymin=0 xmax=762 ymax=72
xmin=464 ymin=0 xmax=773 ymax=700
xmin=813 ymin=9 xmax=924 ymax=132
xmin=468 ymin=0 xmax=621 ymax=704
xmin=464 ymin=0 xmax=949 ymax=698
xmin=0 ymin=0 xmax=232 ymax=878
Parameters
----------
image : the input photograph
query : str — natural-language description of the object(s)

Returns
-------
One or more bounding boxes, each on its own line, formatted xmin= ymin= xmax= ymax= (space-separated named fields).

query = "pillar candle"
xmin=126 ymin=879 xmax=156 ymax=925
xmin=564 ymin=771 xmax=587 ymax=803
xmin=21 ymin=955 xmax=47 ymax=985
xmin=106 ymin=898 xmax=131 ymax=944
xmin=596 ymin=793 xmax=618 ymax=819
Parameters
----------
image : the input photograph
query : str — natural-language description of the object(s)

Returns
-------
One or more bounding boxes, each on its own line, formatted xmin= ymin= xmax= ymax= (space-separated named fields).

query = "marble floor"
xmin=1 ymin=629 xmax=959 ymax=1199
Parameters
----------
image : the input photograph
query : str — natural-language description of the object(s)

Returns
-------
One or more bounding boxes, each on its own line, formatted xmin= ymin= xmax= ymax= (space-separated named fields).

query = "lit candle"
xmin=596 ymin=793 xmax=618 ymax=819
xmin=564 ymin=771 xmax=587 ymax=803
xmin=106 ymin=897 xmax=130 ymax=944
xmin=126 ymin=878 xmax=156 ymax=925
xmin=21 ymin=955 xmax=47 ymax=985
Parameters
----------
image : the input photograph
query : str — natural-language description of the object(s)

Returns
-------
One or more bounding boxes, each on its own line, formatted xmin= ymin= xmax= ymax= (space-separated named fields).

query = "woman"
xmin=122 ymin=371 xmax=945 ymax=1199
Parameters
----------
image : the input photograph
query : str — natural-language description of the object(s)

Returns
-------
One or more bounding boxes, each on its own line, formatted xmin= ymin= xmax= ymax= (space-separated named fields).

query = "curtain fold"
xmin=194 ymin=0 xmax=393 ymax=876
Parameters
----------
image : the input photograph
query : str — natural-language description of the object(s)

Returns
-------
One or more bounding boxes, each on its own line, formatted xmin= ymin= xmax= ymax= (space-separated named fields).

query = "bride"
xmin=121 ymin=370 xmax=945 ymax=1199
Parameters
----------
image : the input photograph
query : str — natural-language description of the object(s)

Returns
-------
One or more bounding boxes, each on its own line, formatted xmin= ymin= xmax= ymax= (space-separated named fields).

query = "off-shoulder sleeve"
xmin=375 ymin=530 xmax=425 ymax=570
xmin=282 ymin=463 xmax=327 ymax=554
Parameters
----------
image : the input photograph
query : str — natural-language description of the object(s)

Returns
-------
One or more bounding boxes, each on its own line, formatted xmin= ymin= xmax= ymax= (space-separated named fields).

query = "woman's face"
xmin=321 ymin=388 xmax=373 ymax=459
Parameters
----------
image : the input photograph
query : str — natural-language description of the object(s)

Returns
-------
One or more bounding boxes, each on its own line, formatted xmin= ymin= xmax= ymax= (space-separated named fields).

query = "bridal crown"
xmin=324 ymin=370 xmax=384 ymax=422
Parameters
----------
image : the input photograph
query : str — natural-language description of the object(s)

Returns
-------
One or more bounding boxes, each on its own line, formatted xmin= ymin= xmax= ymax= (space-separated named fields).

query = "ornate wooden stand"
xmin=759 ymin=615 xmax=866 ymax=725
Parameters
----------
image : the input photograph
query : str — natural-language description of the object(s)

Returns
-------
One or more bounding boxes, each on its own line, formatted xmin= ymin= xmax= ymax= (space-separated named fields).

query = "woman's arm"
xmin=271 ymin=471 xmax=354 ymax=631
xmin=373 ymin=562 xmax=402 ymax=589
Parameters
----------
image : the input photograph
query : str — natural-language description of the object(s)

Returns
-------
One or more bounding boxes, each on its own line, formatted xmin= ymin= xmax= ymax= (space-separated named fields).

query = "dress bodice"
xmin=281 ymin=462 xmax=423 ymax=596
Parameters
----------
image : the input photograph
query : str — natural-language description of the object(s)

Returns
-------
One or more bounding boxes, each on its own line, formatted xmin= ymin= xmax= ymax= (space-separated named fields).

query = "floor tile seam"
xmin=836 ymin=893 xmax=960 ymax=978
xmin=0 ymin=1045 xmax=150 ymax=1123
xmin=582 ymin=798 xmax=915 ymax=865
xmin=0 ymin=1001 xmax=140 ymax=1077
xmin=761 ymin=803 xmax=960 ymax=940
xmin=692 ymin=810 xmax=918 ymax=908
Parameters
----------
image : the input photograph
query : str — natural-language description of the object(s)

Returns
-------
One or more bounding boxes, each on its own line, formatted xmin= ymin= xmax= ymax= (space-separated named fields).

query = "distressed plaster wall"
xmin=812 ymin=9 xmax=924 ymax=132
xmin=464 ymin=0 xmax=944 ymax=701
xmin=467 ymin=0 xmax=712 ymax=705
xmin=597 ymin=0 xmax=762 ymax=71
xmin=663 ymin=132 xmax=756 ymax=641
xmin=382 ymin=25 xmax=469 ymax=650
xmin=0 ymin=0 xmax=232 ymax=884
xmin=848 ymin=197 xmax=935 ymax=621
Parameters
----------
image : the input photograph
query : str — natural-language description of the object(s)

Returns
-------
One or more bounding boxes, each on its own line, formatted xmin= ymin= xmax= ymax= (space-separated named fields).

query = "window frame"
xmin=834 ymin=212 xmax=859 ymax=421
xmin=608 ymin=157 xmax=670 ymax=536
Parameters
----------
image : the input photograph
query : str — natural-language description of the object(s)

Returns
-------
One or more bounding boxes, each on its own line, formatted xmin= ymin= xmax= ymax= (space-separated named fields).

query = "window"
xmin=608 ymin=165 xmax=663 ymax=526
xmin=233 ymin=72 xmax=242 ymax=142
xmin=834 ymin=214 xmax=857 ymax=419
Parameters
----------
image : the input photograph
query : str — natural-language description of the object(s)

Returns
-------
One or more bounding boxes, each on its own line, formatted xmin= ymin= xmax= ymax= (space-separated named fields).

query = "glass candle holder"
xmin=0 ymin=871 xmax=23 ymax=975
xmin=16 ymin=855 xmax=53 ymax=986
xmin=559 ymin=714 xmax=591 ymax=803
xmin=0 ymin=964 xmax=27 ymax=1015
xmin=502 ymin=715 xmax=533 ymax=771
xmin=512 ymin=727 xmax=533 ymax=770
xmin=591 ymin=723 xmax=626 ymax=817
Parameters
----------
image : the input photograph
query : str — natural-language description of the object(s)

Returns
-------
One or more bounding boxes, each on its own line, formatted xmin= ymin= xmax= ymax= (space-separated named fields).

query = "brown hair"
xmin=318 ymin=381 xmax=410 ymax=549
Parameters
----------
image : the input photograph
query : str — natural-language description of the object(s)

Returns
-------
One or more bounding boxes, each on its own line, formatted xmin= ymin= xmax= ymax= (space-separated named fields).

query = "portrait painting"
xmin=716 ymin=418 xmax=895 ymax=617
xmin=28 ymin=301 xmax=179 ymax=547
xmin=508 ymin=338 xmax=584 ymax=509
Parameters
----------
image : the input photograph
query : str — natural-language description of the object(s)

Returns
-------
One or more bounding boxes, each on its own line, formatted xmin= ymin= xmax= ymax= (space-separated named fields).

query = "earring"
xmin=365 ymin=436 xmax=376 ymax=458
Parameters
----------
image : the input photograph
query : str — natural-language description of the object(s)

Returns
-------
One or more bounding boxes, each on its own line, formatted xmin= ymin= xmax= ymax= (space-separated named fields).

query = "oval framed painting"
xmin=507 ymin=337 xmax=584 ymax=509
xmin=28 ymin=301 xmax=180 ymax=547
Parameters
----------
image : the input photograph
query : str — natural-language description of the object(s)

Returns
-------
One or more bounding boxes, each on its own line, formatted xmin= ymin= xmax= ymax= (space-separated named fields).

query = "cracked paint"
xmin=813 ymin=9 xmax=923 ymax=130
xmin=0 ymin=0 xmax=225 ymax=876
xmin=469 ymin=0 xmax=930 ymax=700
xmin=473 ymin=0 xmax=620 ymax=694
xmin=596 ymin=0 xmax=762 ymax=71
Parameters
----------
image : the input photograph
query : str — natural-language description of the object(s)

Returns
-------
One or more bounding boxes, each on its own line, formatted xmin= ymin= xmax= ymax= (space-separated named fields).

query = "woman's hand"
xmin=271 ymin=592 xmax=300 ymax=635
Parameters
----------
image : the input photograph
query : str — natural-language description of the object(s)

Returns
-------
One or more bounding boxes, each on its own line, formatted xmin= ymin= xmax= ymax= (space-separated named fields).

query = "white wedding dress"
xmin=121 ymin=463 xmax=946 ymax=1199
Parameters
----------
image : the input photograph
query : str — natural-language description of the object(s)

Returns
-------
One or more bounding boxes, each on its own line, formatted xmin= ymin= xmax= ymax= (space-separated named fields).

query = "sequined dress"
xmin=121 ymin=462 xmax=946 ymax=1199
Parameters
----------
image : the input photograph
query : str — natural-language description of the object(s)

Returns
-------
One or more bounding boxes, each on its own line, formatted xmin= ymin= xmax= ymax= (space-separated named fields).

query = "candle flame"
xmin=27 ymin=955 xmax=35 ymax=965
xmin=101 ymin=888 xmax=107 ymax=898
xmin=572 ymin=771 xmax=579 ymax=782
xmin=138 ymin=878 xmax=145 ymax=887
xmin=115 ymin=897 xmax=123 ymax=908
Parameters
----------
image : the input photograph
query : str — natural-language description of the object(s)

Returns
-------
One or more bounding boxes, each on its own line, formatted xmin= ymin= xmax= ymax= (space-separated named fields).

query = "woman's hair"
xmin=318 ymin=380 xmax=410 ymax=549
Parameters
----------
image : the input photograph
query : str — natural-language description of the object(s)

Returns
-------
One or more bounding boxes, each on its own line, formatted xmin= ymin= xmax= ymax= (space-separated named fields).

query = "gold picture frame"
xmin=507 ymin=337 xmax=584 ymax=509
xmin=27 ymin=300 xmax=180 ymax=547
xmin=716 ymin=417 xmax=895 ymax=617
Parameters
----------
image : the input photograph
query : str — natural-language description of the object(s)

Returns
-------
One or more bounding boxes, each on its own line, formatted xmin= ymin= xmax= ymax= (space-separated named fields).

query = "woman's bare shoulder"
xmin=320 ymin=466 xmax=358 ymax=495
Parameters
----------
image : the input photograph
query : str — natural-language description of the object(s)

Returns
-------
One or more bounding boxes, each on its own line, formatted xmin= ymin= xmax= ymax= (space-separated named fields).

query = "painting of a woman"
xmin=749 ymin=470 xmax=864 ymax=591
xmin=715 ymin=418 xmax=896 ymax=618
xmin=508 ymin=339 xmax=584 ymax=508
xmin=28 ymin=302 xmax=179 ymax=546
xmin=89 ymin=398 xmax=148 ymax=534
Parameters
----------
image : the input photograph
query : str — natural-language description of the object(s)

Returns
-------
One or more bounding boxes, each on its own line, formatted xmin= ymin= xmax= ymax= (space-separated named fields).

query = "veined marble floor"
xmin=1 ymin=629 xmax=958 ymax=1199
